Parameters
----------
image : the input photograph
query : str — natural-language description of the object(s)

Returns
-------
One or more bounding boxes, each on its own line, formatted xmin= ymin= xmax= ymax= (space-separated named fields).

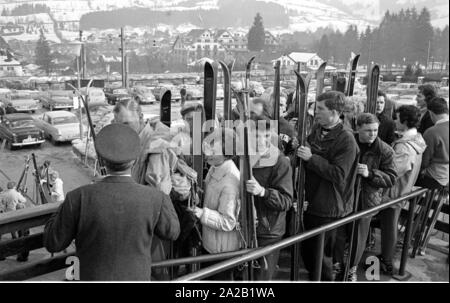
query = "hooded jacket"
xmin=384 ymin=129 xmax=427 ymax=204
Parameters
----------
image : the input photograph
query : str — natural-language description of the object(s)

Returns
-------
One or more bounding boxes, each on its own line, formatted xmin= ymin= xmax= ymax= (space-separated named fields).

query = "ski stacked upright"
xmin=236 ymin=56 xmax=262 ymax=280
xmin=273 ymin=60 xmax=281 ymax=136
xmin=366 ymin=64 xmax=380 ymax=114
xmin=160 ymin=90 xmax=171 ymax=127
xmin=203 ymin=61 xmax=218 ymax=122
xmin=290 ymin=70 xmax=309 ymax=280
xmin=345 ymin=54 xmax=361 ymax=97
xmin=68 ymin=80 xmax=107 ymax=176
xmin=218 ymin=60 xmax=234 ymax=128
xmin=316 ymin=62 xmax=327 ymax=97
xmin=343 ymin=64 xmax=380 ymax=281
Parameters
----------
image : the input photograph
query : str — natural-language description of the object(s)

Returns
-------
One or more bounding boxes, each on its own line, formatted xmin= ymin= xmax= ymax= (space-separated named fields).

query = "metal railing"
xmin=175 ymin=188 xmax=429 ymax=281
xmin=0 ymin=188 xmax=436 ymax=281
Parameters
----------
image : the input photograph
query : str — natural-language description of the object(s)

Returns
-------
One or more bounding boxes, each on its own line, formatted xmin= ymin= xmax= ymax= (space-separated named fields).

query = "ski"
xmin=160 ymin=89 xmax=171 ymax=128
xmin=346 ymin=54 xmax=361 ymax=97
xmin=236 ymin=56 xmax=259 ymax=280
xmin=366 ymin=64 xmax=380 ymax=114
xmin=204 ymin=61 xmax=218 ymax=122
xmin=316 ymin=62 xmax=327 ymax=97
xmin=68 ymin=80 xmax=107 ymax=176
xmin=290 ymin=70 xmax=309 ymax=281
xmin=31 ymin=153 xmax=52 ymax=205
xmin=218 ymin=60 xmax=232 ymax=124
xmin=190 ymin=102 xmax=206 ymax=273
xmin=273 ymin=60 xmax=281 ymax=136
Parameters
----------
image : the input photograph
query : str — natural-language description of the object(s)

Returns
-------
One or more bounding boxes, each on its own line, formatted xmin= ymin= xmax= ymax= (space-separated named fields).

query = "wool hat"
xmin=95 ymin=123 xmax=140 ymax=164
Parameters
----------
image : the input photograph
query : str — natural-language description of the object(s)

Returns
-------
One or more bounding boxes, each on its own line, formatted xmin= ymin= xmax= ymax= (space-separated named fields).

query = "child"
xmin=192 ymin=127 xmax=241 ymax=280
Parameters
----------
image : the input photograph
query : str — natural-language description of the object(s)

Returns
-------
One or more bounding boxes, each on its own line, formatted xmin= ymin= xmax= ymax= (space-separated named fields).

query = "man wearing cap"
xmin=44 ymin=124 xmax=180 ymax=281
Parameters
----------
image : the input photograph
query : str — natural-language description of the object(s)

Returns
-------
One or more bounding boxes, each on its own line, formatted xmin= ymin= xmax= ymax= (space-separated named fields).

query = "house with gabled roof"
xmin=274 ymin=52 xmax=324 ymax=71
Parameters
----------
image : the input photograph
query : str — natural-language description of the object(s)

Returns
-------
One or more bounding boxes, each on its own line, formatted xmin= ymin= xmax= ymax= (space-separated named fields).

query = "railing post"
xmin=393 ymin=196 xmax=418 ymax=280
xmin=311 ymin=232 xmax=325 ymax=281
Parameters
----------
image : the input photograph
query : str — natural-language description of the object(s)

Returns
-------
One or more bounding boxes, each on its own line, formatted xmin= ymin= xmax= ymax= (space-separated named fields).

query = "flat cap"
xmin=95 ymin=123 xmax=140 ymax=164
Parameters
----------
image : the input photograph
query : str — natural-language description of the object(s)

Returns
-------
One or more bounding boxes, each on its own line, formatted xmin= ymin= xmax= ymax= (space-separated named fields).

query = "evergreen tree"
xmin=317 ymin=34 xmax=330 ymax=61
xmin=35 ymin=29 xmax=52 ymax=74
xmin=247 ymin=13 xmax=265 ymax=51
xmin=404 ymin=64 xmax=414 ymax=77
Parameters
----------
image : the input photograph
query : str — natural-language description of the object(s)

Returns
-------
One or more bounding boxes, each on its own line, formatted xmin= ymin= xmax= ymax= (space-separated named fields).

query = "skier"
xmin=335 ymin=113 xmax=397 ymax=281
xmin=378 ymin=105 xmax=426 ymax=275
xmin=245 ymin=116 xmax=294 ymax=280
xmin=297 ymin=91 xmax=359 ymax=281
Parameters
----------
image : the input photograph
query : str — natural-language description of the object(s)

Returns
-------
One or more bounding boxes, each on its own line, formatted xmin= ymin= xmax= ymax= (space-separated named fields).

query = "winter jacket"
xmin=44 ymin=176 xmax=180 ymax=281
xmin=377 ymin=113 xmax=396 ymax=145
xmin=418 ymin=110 xmax=434 ymax=135
xmin=356 ymin=135 xmax=397 ymax=210
xmin=252 ymin=147 xmax=294 ymax=239
xmin=421 ymin=119 xmax=449 ymax=186
xmin=200 ymin=160 xmax=241 ymax=253
xmin=304 ymin=122 xmax=359 ymax=218
xmin=383 ymin=129 xmax=427 ymax=205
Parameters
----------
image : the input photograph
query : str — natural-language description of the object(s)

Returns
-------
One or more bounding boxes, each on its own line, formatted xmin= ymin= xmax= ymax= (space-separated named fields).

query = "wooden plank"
xmin=0 ymin=202 xmax=60 ymax=225
xmin=0 ymin=252 xmax=74 ymax=281
xmin=0 ymin=233 xmax=44 ymax=258
xmin=0 ymin=214 xmax=53 ymax=235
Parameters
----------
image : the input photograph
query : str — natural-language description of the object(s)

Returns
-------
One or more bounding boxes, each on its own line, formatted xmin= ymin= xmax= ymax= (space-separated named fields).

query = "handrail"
xmin=0 ymin=203 xmax=61 ymax=226
xmin=176 ymin=188 xmax=428 ymax=281
xmin=0 ymin=188 xmax=429 ymax=281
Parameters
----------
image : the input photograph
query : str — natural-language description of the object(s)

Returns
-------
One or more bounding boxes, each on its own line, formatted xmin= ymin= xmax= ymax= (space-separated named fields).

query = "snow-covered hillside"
xmin=0 ymin=13 xmax=60 ymax=43
xmin=0 ymin=0 xmax=447 ymax=42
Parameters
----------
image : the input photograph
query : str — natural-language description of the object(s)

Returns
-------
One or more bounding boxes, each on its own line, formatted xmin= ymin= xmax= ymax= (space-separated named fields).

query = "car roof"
xmin=4 ymin=113 xmax=33 ymax=120
xmin=44 ymin=111 xmax=76 ymax=118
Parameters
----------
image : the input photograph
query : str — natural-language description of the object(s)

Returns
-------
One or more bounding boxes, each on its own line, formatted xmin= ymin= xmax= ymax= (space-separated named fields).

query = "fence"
xmin=0 ymin=187 xmax=447 ymax=281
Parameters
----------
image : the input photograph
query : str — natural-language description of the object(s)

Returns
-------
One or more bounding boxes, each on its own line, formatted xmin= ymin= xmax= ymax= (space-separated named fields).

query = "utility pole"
xmin=79 ymin=30 xmax=85 ymax=80
xmin=426 ymin=40 xmax=431 ymax=71
xmin=119 ymin=27 xmax=126 ymax=88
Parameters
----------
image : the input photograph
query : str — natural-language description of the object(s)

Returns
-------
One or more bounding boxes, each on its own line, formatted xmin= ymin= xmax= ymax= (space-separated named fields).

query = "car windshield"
xmin=52 ymin=116 xmax=78 ymax=125
xmin=114 ymin=89 xmax=128 ymax=94
xmin=90 ymin=91 xmax=104 ymax=97
xmin=11 ymin=94 xmax=32 ymax=99
xmin=136 ymin=87 xmax=152 ymax=94
xmin=10 ymin=119 xmax=35 ymax=128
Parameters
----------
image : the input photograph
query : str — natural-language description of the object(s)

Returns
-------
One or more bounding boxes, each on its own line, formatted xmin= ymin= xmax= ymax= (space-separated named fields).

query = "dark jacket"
xmin=253 ymin=154 xmax=294 ymax=239
xmin=44 ymin=176 xmax=180 ymax=281
xmin=377 ymin=112 xmax=396 ymax=145
xmin=418 ymin=111 xmax=434 ymax=134
xmin=356 ymin=135 xmax=397 ymax=210
xmin=304 ymin=122 xmax=359 ymax=218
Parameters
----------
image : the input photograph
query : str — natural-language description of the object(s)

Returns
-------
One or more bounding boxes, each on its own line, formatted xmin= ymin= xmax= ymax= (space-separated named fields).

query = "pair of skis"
xmin=232 ymin=56 xmax=266 ymax=280
xmin=68 ymin=80 xmax=107 ymax=176
xmin=289 ymin=62 xmax=327 ymax=280
xmin=332 ymin=54 xmax=360 ymax=96
xmin=342 ymin=61 xmax=379 ymax=282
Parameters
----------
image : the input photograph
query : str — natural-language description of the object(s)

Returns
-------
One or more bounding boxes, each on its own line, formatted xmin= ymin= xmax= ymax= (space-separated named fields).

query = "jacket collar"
xmin=356 ymin=134 xmax=381 ymax=154
xmin=207 ymin=159 xmax=236 ymax=182
xmin=99 ymin=175 xmax=136 ymax=183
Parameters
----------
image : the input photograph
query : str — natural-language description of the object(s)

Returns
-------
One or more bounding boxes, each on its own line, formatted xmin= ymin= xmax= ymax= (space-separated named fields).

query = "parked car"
xmin=152 ymin=85 xmax=181 ymax=102
xmin=0 ymin=113 xmax=45 ymax=149
xmin=393 ymin=94 xmax=417 ymax=109
xmin=129 ymin=86 xmax=156 ymax=104
xmin=104 ymin=88 xmax=132 ymax=105
xmin=35 ymin=111 xmax=86 ymax=144
xmin=40 ymin=90 xmax=74 ymax=111
xmin=79 ymin=87 xmax=108 ymax=107
xmin=8 ymin=91 xmax=39 ymax=113
xmin=386 ymin=82 xmax=420 ymax=96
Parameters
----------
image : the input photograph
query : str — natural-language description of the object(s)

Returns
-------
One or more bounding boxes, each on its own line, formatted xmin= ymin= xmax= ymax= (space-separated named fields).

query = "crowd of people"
xmin=1 ymin=81 xmax=448 ymax=282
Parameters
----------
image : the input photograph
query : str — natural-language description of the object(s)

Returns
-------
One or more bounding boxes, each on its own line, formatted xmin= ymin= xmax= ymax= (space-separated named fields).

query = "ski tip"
xmin=247 ymin=56 xmax=256 ymax=66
